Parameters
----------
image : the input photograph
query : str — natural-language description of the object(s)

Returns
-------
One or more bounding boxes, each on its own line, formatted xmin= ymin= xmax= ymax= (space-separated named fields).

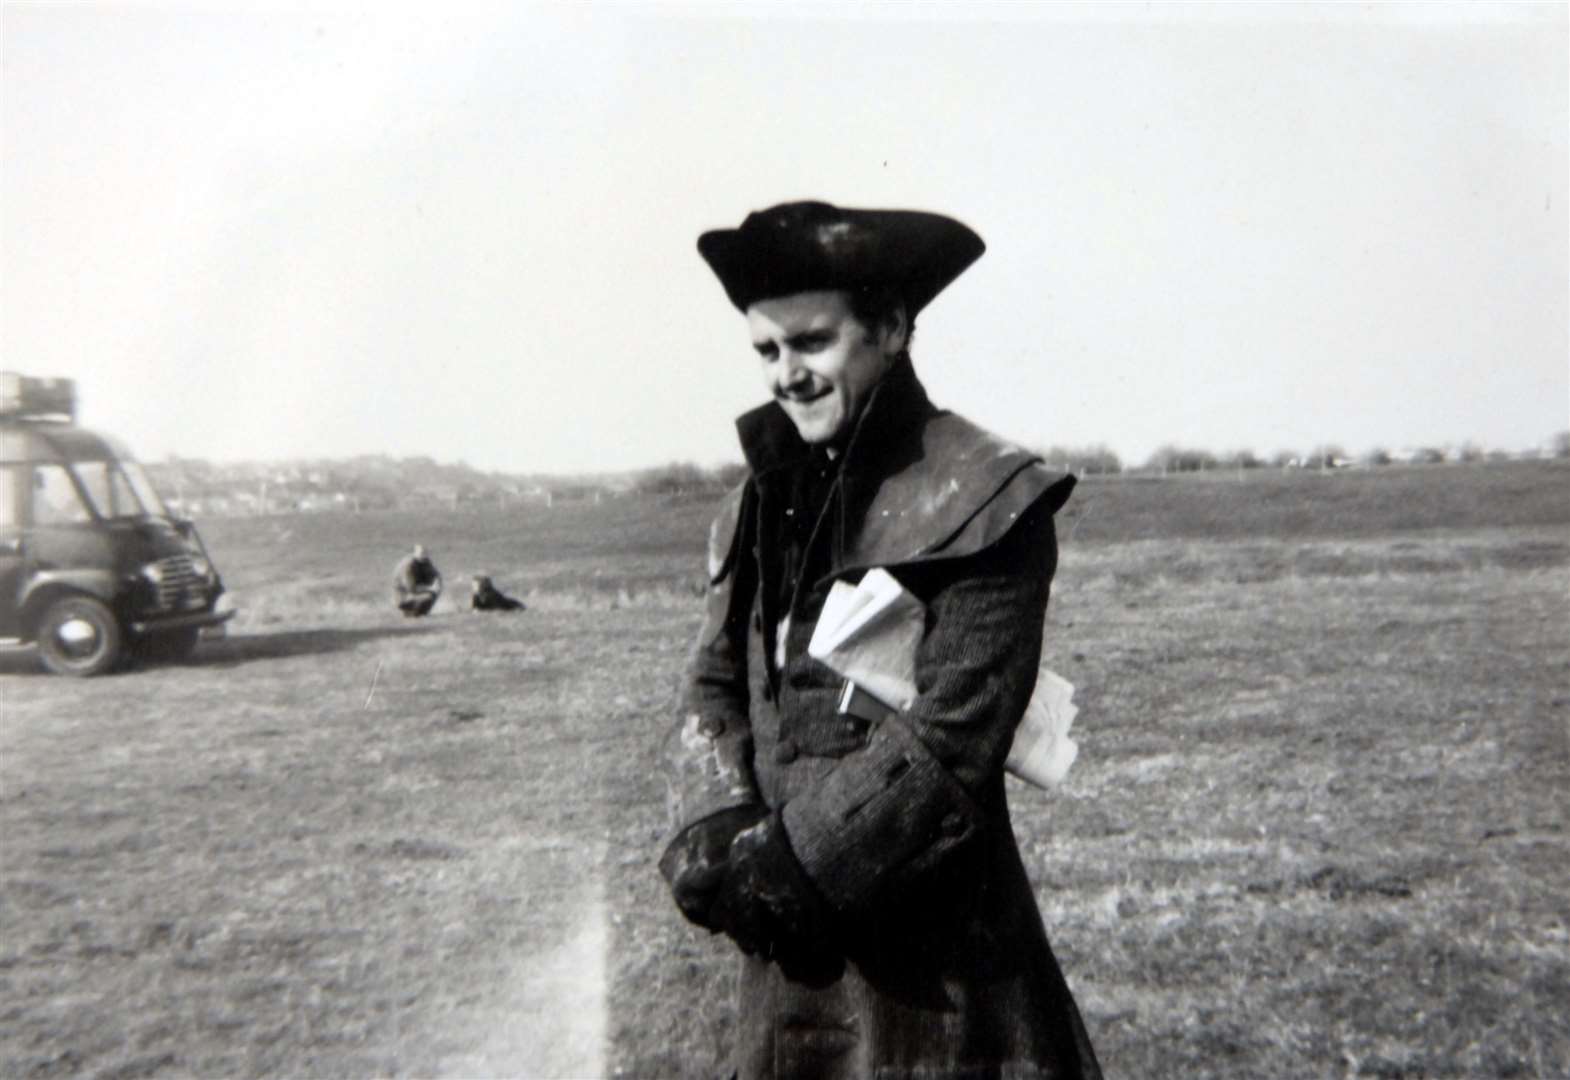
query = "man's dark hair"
xmin=846 ymin=285 xmax=916 ymax=352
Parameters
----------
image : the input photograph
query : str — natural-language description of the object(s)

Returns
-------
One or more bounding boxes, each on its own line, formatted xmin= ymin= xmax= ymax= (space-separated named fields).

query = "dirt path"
xmin=437 ymin=851 xmax=608 ymax=1078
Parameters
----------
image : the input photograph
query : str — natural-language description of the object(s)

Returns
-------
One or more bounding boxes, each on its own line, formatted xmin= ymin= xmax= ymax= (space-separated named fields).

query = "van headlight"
xmin=189 ymin=554 xmax=211 ymax=579
xmin=142 ymin=562 xmax=166 ymax=585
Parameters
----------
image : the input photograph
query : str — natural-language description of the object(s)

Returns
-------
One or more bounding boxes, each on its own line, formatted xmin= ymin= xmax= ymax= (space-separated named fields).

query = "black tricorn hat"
xmin=697 ymin=201 xmax=985 ymax=315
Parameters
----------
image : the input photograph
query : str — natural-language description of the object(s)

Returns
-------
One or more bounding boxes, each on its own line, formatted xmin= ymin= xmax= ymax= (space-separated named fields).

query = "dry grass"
xmin=1025 ymin=553 xmax=1569 ymax=1079
xmin=1 ymin=461 xmax=1567 ymax=1078
xmin=1 ymin=604 xmax=697 ymax=1078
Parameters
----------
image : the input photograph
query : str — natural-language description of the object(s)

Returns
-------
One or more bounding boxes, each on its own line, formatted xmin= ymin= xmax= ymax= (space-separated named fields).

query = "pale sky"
xmin=3 ymin=2 xmax=1565 ymax=474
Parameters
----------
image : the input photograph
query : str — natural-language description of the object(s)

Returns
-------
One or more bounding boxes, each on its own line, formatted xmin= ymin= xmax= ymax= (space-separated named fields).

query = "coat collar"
xmin=733 ymin=355 xmax=932 ymax=480
xmin=726 ymin=358 xmax=1076 ymax=582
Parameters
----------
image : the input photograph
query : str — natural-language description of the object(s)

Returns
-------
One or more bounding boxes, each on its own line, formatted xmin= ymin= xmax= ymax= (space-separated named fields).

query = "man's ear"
xmin=880 ymin=305 xmax=909 ymax=359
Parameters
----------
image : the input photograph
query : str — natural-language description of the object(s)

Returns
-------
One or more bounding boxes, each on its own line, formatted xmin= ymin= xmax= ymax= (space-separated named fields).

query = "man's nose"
xmin=777 ymin=350 xmax=810 ymax=388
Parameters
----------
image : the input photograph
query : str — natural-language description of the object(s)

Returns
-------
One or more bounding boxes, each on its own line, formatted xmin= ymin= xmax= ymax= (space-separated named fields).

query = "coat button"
xmin=773 ymin=740 xmax=799 ymax=765
xmin=941 ymin=811 xmax=968 ymax=837
xmin=697 ymin=715 xmax=726 ymax=738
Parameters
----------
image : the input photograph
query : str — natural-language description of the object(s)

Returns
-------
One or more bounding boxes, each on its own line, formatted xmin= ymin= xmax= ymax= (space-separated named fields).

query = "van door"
xmin=0 ymin=464 xmax=22 ymax=638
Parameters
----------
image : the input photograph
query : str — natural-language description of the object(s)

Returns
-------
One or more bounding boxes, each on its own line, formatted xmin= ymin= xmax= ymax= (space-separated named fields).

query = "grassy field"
xmin=1 ymin=460 xmax=1567 ymax=1078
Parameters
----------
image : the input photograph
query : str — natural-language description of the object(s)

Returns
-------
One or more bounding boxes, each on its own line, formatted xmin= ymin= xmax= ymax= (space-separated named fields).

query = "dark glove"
xmin=659 ymin=804 xmax=768 ymax=931
xmin=707 ymin=813 xmax=843 ymax=986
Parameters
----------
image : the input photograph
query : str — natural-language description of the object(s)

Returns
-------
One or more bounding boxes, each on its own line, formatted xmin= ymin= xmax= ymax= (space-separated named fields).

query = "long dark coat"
xmin=664 ymin=361 xmax=1101 ymax=1079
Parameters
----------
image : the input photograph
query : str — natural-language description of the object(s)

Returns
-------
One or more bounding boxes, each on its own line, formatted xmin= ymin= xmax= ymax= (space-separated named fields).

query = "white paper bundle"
xmin=807 ymin=568 xmax=1080 ymax=791
xmin=807 ymin=568 xmax=923 ymax=711
xmin=1004 ymin=667 xmax=1080 ymax=788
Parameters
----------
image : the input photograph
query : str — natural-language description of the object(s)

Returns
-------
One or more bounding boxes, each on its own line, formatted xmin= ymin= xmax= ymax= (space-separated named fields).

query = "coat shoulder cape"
xmin=706 ymin=409 xmax=1076 ymax=586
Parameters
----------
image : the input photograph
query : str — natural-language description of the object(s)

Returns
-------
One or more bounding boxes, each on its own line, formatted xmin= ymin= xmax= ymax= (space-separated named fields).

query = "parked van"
xmin=0 ymin=373 xmax=234 ymax=675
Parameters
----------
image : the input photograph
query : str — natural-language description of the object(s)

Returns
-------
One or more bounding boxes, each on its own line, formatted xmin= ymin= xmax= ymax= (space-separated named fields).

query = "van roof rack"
xmin=0 ymin=373 xmax=76 ymax=422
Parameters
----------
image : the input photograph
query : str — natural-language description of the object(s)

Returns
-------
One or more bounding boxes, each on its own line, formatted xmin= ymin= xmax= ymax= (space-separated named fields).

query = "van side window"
xmin=33 ymin=465 xmax=92 ymax=525
xmin=0 ymin=465 xmax=19 ymax=528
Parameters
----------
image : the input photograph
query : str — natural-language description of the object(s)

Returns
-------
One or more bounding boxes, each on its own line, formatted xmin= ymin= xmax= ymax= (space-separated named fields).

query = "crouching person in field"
xmin=470 ymin=574 xmax=525 ymax=612
xmin=658 ymin=202 xmax=1101 ymax=1079
xmin=393 ymin=544 xmax=442 ymax=617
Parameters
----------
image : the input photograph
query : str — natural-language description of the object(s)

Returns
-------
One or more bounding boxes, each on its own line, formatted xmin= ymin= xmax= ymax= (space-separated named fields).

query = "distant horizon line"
xmin=137 ymin=429 xmax=1570 ymax=481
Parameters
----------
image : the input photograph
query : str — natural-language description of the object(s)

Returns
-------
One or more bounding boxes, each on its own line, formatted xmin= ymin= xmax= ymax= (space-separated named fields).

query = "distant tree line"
xmin=628 ymin=440 xmax=1566 ymax=489
xmin=146 ymin=430 xmax=1570 ymax=517
xmin=1037 ymin=445 xmax=1124 ymax=475
xmin=145 ymin=454 xmax=758 ymax=516
xmin=1036 ymin=432 xmax=1570 ymax=477
xmin=629 ymin=461 xmax=748 ymax=495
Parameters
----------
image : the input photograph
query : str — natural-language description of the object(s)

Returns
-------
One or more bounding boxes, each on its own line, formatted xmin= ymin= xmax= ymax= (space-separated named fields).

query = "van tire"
xmin=37 ymin=597 xmax=123 ymax=677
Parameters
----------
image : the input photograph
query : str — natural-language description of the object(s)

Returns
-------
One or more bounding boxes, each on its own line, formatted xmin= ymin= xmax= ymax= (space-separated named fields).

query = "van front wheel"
xmin=37 ymin=597 xmax=124 ymax=677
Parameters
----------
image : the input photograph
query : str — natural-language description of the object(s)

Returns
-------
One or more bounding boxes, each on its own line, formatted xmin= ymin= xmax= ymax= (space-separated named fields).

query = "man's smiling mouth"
xmin=781 ymin=388 xmax=831 ymax=405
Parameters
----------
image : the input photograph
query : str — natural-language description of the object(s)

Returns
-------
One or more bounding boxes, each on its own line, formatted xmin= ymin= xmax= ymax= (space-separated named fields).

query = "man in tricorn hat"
xmin=660 ymin=201 xmax=1101 ymax=1078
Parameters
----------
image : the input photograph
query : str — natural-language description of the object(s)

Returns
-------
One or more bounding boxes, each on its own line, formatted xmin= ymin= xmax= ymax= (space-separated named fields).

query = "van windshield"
xmin=120 ymin=462 xmax=170 ymax=518
xmin=72 ymin=461 xmax=169 ymax=520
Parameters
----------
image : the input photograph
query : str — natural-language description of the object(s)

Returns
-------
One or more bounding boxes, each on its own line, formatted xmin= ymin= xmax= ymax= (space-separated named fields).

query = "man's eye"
xmin=754 ymin=344 xmax=778 ymax=360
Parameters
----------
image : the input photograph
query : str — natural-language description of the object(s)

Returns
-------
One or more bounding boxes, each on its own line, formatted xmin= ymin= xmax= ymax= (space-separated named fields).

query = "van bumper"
xmin=129 ymin=607 xmax=237 ymax=635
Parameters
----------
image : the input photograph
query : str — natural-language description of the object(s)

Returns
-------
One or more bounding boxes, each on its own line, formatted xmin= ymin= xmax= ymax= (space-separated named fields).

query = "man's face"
xmin=746 ymin=290 xmax=903 ymax=446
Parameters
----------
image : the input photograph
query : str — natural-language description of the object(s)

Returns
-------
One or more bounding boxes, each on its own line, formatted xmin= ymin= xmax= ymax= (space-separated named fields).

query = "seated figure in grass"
xmin=392 ymin=544 xmax=443 ymax=617
xmin=470 ymin=574 xmax=525 ymax=612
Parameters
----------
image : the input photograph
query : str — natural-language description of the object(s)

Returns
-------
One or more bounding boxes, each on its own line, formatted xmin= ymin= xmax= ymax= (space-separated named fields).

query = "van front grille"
xmin=152 ymin=554 xmax=202 ymax=610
